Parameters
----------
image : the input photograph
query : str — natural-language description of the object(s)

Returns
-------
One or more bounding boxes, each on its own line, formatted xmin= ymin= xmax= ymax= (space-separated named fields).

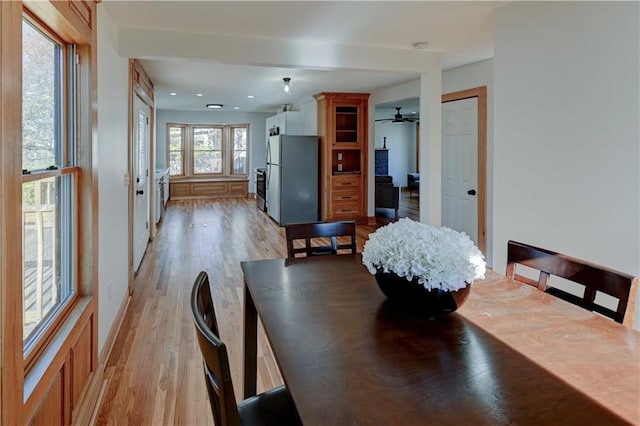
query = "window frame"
xmin=167 ymin=123 xmax=186 ymax=177
xmin=229 ymin=124 xmax=249 ymax=176
xmin=167 ymin=122 xmax=250 ymax=178
xmin=191 ymin=125 xmax=225 ymax=176
xmin=21 ymin=11 xmax=80 ymax=369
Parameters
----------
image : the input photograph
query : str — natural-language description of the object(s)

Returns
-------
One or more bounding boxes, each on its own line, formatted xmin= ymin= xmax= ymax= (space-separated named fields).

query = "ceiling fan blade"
xmin=375 ymin=107 xmax=419 ymax=123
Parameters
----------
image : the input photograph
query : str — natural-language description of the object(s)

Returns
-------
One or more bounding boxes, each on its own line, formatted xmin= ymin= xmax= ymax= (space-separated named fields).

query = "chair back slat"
xmin=285 ymin=221 xmax=356 ymax=258
xmin=506 ymin=241 xmax=637 ymax=325
xmin=191 ymin=271 xmax=241 ymax=426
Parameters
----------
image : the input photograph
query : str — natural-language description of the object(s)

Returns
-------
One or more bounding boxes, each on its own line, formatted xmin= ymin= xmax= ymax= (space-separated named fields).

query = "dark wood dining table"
xmin=241 ymin=253 xmax=640 ymax=425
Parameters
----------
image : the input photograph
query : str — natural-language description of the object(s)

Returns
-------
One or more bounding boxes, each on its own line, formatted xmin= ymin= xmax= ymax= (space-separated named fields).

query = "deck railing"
xmin=23 ymin=178 xmax=57 ymax=339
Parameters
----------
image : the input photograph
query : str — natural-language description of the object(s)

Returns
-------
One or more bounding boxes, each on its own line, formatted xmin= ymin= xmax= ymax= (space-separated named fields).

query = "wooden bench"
xmin=169 ymin=178 xmax=248 ymax=200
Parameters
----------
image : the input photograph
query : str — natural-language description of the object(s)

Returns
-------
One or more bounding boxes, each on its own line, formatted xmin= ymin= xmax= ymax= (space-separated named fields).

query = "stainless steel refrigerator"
xmin=266 ymin=134 xmax=318 ymax=225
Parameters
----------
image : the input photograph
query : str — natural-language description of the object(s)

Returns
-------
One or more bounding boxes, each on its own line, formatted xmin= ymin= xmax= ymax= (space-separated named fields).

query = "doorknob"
xmin=467 ymin=189 xmax=476 ymax=196
xmin=136 ymin=189 xmax=144 ymax=195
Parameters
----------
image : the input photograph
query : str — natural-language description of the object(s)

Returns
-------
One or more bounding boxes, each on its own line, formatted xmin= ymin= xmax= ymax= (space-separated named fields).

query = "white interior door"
xmin=133 ymin=96 xmax=150 ymax=271
xmin=442 ymin=97 xmax=478 ymax=243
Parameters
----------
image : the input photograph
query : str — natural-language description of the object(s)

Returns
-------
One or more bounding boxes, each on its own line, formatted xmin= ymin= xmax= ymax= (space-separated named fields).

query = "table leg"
xmin=243 ymin=281 xmax=257 ymax=398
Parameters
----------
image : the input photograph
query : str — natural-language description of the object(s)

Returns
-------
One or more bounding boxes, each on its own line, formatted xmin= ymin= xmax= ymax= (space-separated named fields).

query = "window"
xmin=168 ymin=123 xmax=249 ymax=177
xmin=193 ymin=126 xmax=223 ymax=174
xmin=231 ymin=125 xmax=248 ymax=174
xmin=22 ymin=17 xmax=77 ymax=354
xmin=168 ymin=125 xmax=185 ymax=176
xmin=137 ymin=110 xmax=148 ymax=185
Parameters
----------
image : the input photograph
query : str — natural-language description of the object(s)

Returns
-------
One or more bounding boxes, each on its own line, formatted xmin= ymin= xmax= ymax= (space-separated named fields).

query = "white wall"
xmin=298 ymin=97 xmax=318 ymax=135
xmin=442 ymin=59 xmax=494 ymax=265
xmin=493 ymin=2 xmax=640 ymax=328
xmin=97 ymin=6 xmax=131 ymax=353
xmin=156 ymin=110 xmax=271 ymax=192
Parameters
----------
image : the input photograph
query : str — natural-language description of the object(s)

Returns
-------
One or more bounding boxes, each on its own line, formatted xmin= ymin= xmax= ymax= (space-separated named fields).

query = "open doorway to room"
xmin=373 ymin=98 xmax=420 ymax=224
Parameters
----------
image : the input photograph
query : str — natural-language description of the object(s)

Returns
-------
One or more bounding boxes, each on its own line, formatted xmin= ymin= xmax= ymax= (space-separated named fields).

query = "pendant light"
xmin=282 ymin=77 xmax=292 ymax=95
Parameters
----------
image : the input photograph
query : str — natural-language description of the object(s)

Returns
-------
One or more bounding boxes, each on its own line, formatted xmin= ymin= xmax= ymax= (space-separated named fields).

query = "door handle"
xmin=136 ymin=190 xmax=144 ymax=195
xmin=467 ymin=189 xmax=476 ymax=196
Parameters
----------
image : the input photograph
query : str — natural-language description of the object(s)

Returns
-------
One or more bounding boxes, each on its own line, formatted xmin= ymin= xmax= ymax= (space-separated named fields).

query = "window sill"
xmin=170 ymin=176 xmax=248 ymax=183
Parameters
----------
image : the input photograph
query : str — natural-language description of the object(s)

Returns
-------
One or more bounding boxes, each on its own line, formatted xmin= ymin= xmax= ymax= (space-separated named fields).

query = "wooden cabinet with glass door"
xmin=314 ymin=92 xmax=370 ymax=223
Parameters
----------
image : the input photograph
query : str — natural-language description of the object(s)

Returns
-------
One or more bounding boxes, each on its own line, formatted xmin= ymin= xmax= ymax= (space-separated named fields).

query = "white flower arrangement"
xmin=362 ymin=218 xmax=486 ymax=292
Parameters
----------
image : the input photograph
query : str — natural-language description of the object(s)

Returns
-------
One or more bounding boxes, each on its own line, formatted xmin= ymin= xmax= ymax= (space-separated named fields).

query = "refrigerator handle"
xmin=266 ymin=139 xmax=271 ymax=191
xmin=266 ymin=165 xmax=270 ymax=191
xmin=266 ymin=139 xmax=270 ymax=162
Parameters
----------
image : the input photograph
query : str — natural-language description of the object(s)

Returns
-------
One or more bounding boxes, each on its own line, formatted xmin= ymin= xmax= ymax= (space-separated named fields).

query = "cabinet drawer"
xmin=333 ymin=202 xmax=360 ymax=219
xmin=332 ymin=175 xmax=360 ymax=190
xmin=332 ymin=201 xmax=361 ymax=216
xmin=332 ymin=190 xmax=360 ymax=202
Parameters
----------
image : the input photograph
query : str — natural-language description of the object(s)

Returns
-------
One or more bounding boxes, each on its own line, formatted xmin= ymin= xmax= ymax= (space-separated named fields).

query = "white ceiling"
xmin=102 ymin=1 xmax=506 ymax=113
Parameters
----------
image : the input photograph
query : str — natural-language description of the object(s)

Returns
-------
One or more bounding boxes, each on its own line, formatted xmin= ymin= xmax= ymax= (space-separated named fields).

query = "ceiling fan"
xmin=375 ymin=107 xmax=419 ymax=123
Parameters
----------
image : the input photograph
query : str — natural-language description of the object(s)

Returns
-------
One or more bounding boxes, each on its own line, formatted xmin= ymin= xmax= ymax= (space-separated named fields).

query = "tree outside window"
xmin=168 ymin=125 xmax=184 ymax=176
xmin=231 ymin=126 xmax=248 ymax=175
xmin=193 ymin=126 xmax=223 ymax=174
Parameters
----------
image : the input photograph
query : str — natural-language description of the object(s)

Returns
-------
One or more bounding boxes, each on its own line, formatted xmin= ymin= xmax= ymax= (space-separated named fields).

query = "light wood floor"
xmin=399 ymin=188 xmax=420 ymax=221
xmin=94 ymin=199 xmax=378 ymax=425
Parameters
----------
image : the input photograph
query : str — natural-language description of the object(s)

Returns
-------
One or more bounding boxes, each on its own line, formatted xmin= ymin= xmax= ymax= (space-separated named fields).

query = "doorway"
xmin=373 ymin=99 xmax=420 ymax=223
xmin=442 ymin=87 xmax=487 ymax=255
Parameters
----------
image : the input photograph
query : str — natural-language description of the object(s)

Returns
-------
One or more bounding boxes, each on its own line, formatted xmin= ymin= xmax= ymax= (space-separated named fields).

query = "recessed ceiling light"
xmin=247 ymin=95 xmax=255 ymax=99
xmin=170 ymin=92 xmax=177 ymax=96
xmin=196 ymin=93 xmax=204 ymax=97
xmin=411 ymin=111 xmax=417 ymax=114
xmin=206 ymin=104 xmax=223 ymax=109
xmin=233 ymin=106 xmax=240 ymax=110
xmin=412 ymin=41 xmax=429 ymax=50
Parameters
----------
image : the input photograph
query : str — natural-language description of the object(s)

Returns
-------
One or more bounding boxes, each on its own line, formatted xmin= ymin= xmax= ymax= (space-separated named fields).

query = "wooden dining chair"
xmin=190 ymin=271 xmax=302 ymax=426
xmin=505 ymin=240 xmax=638 ymax=326
xmin=285 ymin=220 xmax=357 ymax=258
